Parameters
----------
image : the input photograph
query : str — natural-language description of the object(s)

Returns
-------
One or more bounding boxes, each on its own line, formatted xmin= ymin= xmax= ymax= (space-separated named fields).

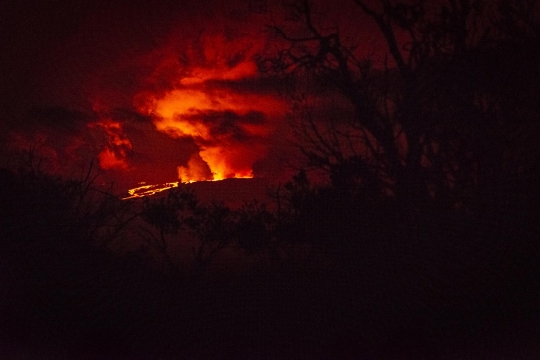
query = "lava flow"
xmin=122 ymin=175 xmax=253 ymax=200
xmin=123 ymin=181 xmax=180 ymax=200
xmin=87 ymin=22 xmax=287 ymax=199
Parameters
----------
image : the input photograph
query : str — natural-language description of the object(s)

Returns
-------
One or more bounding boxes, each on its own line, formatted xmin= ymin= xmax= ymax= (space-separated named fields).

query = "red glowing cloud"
xmin=0 ymin=0 xmax=296 ymax=189
xmin=88 ymin=119 xmax=132 ymax=170
xmin=131 ymin=24 xmax=288 ymax=183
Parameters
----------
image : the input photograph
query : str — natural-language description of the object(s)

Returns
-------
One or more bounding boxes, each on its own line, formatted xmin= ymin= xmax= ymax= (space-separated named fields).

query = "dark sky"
xmin=0 ymin=0 xmax=379 ymax=190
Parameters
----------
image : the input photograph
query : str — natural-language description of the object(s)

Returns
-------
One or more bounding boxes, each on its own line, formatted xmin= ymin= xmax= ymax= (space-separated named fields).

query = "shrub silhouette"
xmin=1 ymin=0 xmax=540 ymax=358
xmin=0 ymin=156 xmax=154 ymax=358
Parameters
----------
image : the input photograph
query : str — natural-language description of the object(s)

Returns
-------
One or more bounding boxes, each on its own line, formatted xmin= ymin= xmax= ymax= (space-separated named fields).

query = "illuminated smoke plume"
xmin=177 ymin=152 xmax=212 ymax=182
xmin=133 ymin=27 xmax=287 ymax=183
xmin=88 ymin=119 xmax=132 ymax=170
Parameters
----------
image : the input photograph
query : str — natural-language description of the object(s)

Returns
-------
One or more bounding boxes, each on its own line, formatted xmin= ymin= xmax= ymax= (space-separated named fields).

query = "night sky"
xmin=2 ymin=1 xmax=540 ymax=358
xmin=0 ymin=0 xmax=382 ymax=192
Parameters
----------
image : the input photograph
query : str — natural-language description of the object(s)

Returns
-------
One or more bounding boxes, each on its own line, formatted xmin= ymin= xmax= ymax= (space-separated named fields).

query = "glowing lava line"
xmin=122 ymin=182 xmax=180 ymax=200
xmin=122 ymin=175 xmax=253 ymax=200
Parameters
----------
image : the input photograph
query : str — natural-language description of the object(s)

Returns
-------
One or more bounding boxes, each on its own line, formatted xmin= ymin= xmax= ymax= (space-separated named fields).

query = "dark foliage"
xmin=1 ymin=0 xmax=540 ymax=358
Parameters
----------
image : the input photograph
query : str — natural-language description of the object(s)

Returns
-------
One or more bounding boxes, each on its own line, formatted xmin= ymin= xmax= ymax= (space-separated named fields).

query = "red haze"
xmin=130 ymin=24 xmax=287 ymax=183
xmin=0 ymin=0 xmax=377 ymax=191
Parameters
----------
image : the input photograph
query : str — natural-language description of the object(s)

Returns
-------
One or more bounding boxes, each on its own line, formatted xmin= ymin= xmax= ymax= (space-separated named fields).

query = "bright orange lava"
xmin=123 ymin=175 xmax=253 ymax=200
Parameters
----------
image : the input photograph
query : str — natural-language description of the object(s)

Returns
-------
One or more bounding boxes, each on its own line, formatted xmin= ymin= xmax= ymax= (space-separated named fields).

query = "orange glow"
xmin=132 ymin=30 xmax=287 ymax=185
xmin=178 ymin=153 xmax=212 ymax=182
xmin=179 ymin=60 xmax=257 ymax=86
xmin=199 ymin=144 xmax=263 ymax=180
xmin=147 ymin=89 xmax=284 ymax=135
xmin=123 ymin=182 xmax=179 ymax=199
xmin=98 ymin=148 xmax=128 ymax=170
xmin=123 ymin=177 xmax=255 ymax=200
xmin=140 ymin=87 xmax=283 ymax=183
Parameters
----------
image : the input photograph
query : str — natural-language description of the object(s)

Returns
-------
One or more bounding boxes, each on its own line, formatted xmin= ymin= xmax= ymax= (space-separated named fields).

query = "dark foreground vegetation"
xmin=2 ymin=0 xmax=540 ymax=358
xmin=1 ymin=158 xmax=538 ymax=359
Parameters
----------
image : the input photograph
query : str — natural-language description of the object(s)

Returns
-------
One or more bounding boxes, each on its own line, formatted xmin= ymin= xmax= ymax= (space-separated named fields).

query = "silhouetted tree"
xmin=186 ymin=200 xmax=236 ymax=272
xmin=138 ymin=189 xmax=193 ymax=270
xmin=0 ymin=149 xmax=135 ymax=246
xmin=261 ymin=0 xmax=540 ymax=214
xmin=138 ymin=188 xmax=240 ymax=273
xmin=0 ymin=152 xmax=165 ymax=359
xmin=235 ymin=200 xmax=274 ymax=255
xmin=255 ymin=4 xmax=540 ymax=355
